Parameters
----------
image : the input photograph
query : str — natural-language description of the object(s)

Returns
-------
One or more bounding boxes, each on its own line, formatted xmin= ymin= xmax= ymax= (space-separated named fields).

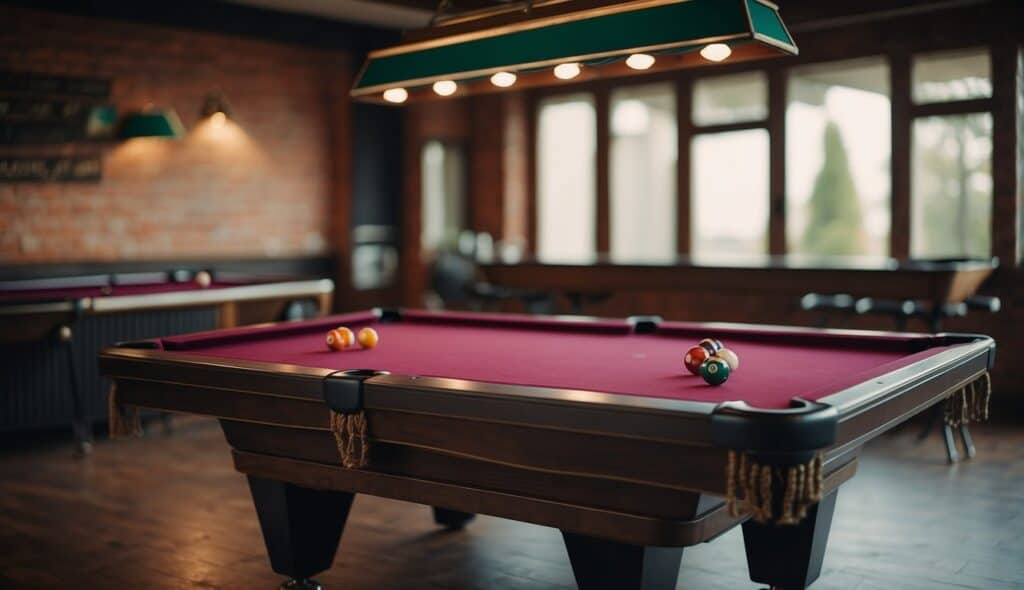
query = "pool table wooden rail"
xmin=98 ymin=314 xmax=995 ymax=590
xmin=100 ymin=324 xmax=992 ymax=527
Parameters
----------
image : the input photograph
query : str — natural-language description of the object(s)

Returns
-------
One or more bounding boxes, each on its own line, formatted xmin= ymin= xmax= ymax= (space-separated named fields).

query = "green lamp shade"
xmin=352 ymin=0 xmax=797 ymax=98
xmin=118 ymin=109 xmax=185 ymax=139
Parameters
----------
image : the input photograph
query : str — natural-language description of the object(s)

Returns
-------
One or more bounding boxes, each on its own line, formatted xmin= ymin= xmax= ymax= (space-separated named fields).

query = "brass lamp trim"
xmin=351 ymin=32 xmax=752 ymax=98
xmin=352 ymin=0 xmax=796 ymax=103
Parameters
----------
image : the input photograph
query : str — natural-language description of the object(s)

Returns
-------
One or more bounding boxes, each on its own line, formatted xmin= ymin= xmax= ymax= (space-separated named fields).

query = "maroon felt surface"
xmin=159 ymin=311 xmax=955 ymax=409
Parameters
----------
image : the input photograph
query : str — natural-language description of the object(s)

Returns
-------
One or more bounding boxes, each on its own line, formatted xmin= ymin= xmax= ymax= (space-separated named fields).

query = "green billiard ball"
xmin=700 ymin=357 xmax=731 ymax=386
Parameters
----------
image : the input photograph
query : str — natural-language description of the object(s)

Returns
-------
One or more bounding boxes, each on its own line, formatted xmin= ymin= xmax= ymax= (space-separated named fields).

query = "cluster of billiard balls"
xmin=326 ymin=326 xmax=379 ymax=351
xmin=684 ymin=338 xmax=739 ymax=386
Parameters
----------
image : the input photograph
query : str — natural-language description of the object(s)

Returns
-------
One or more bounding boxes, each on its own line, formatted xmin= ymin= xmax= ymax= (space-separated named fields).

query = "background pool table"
xmin=0 ymin=271 xmax=334 ymax=449
xmin=100 ymin=309 xmax=994 ymax=589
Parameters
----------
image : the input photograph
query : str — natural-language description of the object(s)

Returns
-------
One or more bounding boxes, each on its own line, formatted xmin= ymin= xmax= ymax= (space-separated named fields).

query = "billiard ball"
xmin=714 ymin=348 xmax=739 ymax=371
xmin=684 ymin=345 xmax=710 ymax=375
xmin=700 ymin=357 xmax=730 ymax=385
xmin=357 ymin=327 xmax=379 ymax=349
xmin=195 ymin=271 xmax=212 ymax=288
xmin=326 ymin=329 xmax=346 ymax=351
xmin=335 ymin=327 xmax=356 ymax=348
xmin=699 ymin=338 xmax=723 ymax=355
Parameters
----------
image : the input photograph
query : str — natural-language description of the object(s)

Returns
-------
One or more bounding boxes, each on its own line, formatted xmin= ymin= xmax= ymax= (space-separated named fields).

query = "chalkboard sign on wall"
xmin=0 ymin=71 xmax=116 ymax=144
xmin=0 ymin=156 xmax=102 ymax=182
xmin=0 ymin=70 xmax=114 ymax=182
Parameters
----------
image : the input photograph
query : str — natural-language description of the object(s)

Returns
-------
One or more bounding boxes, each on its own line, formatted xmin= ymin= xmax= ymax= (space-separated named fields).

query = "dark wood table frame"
xmin=100 ymin=311 xmax=994 ymax=590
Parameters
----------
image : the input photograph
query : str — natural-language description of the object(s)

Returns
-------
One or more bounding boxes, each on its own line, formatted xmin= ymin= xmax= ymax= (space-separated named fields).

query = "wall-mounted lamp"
xmin=118 ymin=107 xmax=185 ymax=139
xmin=201 ymin=92 xmax=232 ymax=127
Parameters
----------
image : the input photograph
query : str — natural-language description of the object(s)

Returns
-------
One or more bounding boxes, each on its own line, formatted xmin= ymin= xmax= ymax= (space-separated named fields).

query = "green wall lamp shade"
xmin=118 ymin=109 xmax=186 ymax=139
xmin=352 ymin=0 xmax=797 ymax=102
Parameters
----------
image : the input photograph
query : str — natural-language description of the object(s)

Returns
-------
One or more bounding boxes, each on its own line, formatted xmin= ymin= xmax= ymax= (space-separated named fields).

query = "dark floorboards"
xmin=1 ymin=418 xmax=1022 ymax=590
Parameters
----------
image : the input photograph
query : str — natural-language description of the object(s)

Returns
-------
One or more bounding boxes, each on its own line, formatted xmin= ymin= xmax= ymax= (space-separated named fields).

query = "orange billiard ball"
xmin=336 ymin=327 xmax=355 ymax=347
xmin=357 ymin=327 xmax=379 ymax=349
xmin=326 ymin=329 xmax=346 ymax=351
xmin=326 ymin=327 xmax=355 ymax=351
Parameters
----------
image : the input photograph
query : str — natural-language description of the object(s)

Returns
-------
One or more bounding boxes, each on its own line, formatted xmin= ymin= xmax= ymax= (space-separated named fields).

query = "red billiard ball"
xmin=684 ymin=345 xmax=710 ymax=375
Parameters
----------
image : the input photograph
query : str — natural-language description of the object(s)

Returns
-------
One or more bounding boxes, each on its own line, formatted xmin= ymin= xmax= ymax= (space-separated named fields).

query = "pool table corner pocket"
xmin=323 ymin=369 xmax=389 ymax=469
xmin=711 ymin=399 xmax=839 ymax=526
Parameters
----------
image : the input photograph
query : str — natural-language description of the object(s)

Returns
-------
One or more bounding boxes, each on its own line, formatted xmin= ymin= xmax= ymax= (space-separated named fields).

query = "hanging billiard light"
xmin=352 ymin=0 xmax=798 ymax=104
xmin=553 ymin=63 xmax=582 ymax=80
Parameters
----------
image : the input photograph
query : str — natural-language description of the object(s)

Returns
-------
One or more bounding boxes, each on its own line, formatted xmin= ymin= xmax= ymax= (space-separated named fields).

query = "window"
xmin=692 ymin=129 xmax=769 ymax=257
xmin=692 ymin=71 xmax=767 ymax=126
xmin=911 ymin=113 xmax=993 ymax=258
xmin=536 ymin=94 xmax=597 ymax=263
xmin=610 ymin=84 xmax=677 ymax=263
xmin=909 ymin=48 xmax=994 ymax=259
xmin=913 ymin=48 xmax=992 ymax=104
xmin=786 ymin=57 xmax=891 ymax=258
xmin=420 ymin=140 xmax=466 ymax=255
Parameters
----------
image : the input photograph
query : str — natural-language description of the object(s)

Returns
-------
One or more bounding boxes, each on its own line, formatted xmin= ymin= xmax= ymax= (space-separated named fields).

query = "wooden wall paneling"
xmin=502 ymin=92 xmax=530 ymax=249
xmin=595 ymin=84 xmax=611 ymax=255
xmin=992 ymin=43 xmax=1022 ymax=266
xmin=1019 ymin=47 xmax=1024 ymax=266
xmin=768 ymin=68 xmax=787 ymax=255
xmin=330 ymin=57 xmax=355 ymax=310
xmin=468 ymin=94 xmax=506 ymax=238
xmin=890 ymin=50 xmax=912 ymax=259
xmin=676 ymin=77 xmax=693 ymax=255
xmin=400 ymin=107 xmax=426 ymax=308
xmin=525 ymin=91 xmax=539 ymax=254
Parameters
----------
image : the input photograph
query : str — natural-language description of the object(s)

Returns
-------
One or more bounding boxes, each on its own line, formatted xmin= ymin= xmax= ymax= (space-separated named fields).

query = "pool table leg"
xmin=432 ymin=507 xmax=476 ymax=530
xmin=247 ymin=476 xmax=353 ymax=590
xmin=561 ymin=530 xmax=683 ymax=589
xmin=742 ymin=489 xmax=838 ymax=590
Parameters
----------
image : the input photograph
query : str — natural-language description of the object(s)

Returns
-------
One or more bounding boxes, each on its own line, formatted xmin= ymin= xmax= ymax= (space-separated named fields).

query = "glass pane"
xmin=610 ymin=83 xmax=677 ymax=264
xmin=787 ymin=57 xmax=891 ymax=257
xmin=420 ymin=140 xmax=465 ymax=254
xmin=911 ymin=113 xmax=993 ymax=258
xmin=692 ymin=129 xmax=769 ymax=257
xmin=913 ymin=48 xmax=991 ymax=104
xmin=692 ymin=71 xmax=767 ymax=126
xmin=536 ymin=94 xmax=596 ymax=263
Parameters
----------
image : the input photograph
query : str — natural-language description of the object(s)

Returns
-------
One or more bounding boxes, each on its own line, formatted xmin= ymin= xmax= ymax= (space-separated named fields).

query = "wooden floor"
xmin=1 ymin=418 xmax=1022 ymax=590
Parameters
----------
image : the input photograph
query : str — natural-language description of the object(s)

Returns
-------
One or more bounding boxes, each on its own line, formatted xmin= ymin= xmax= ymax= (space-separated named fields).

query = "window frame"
xmin=525 ymin=37 xmax=1018 ymax=266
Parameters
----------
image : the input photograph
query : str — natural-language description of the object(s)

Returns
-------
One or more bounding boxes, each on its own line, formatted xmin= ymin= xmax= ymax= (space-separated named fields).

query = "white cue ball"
xmin=195 ymin=271 xmax=212 ymax=288
xmin=714 ymin=348 xmax=739 ymax=371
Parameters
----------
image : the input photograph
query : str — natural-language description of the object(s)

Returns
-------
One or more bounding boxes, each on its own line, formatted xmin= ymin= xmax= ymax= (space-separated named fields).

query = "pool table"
xmin=99 ymin=309 xmax=995 ymax=590
xmin=0 ymin=271 xmax=334 ymax=448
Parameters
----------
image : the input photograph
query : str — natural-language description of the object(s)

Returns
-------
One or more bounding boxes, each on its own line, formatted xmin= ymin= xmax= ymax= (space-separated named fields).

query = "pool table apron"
xmin=100 ymin=335 xmax=991 ymax=546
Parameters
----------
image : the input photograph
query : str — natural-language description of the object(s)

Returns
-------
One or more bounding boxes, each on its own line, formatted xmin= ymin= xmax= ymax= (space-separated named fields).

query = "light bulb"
xmin=625 ymin=53 xmax=656 ymax=70
xmin=553 ymin=63 xmax=581 ymax=80
xmin=490 ymin=71 xmax=517 ymax=88
xmin=383 ymin=88 xmax=408 ymax=103
xmin=700 ymin=43 xmax=732 ymax=62
xmin=433 ymin=80 xmax=457 ymax=96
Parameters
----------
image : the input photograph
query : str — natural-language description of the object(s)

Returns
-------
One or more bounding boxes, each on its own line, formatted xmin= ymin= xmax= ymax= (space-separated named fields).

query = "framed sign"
xmin=0 ymin=71 xmax=114 ymax=145
xmin=0 ymin=155 xmax=102 ymax=183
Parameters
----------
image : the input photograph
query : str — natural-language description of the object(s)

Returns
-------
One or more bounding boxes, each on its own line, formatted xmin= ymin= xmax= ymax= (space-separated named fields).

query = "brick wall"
xmin=0 ymin=6 xmax=352 ymax=263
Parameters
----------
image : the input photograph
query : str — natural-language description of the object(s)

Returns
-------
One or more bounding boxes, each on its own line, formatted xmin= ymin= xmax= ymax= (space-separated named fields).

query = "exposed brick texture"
xmin=0 ymin=6 xmax=352 ymax=263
